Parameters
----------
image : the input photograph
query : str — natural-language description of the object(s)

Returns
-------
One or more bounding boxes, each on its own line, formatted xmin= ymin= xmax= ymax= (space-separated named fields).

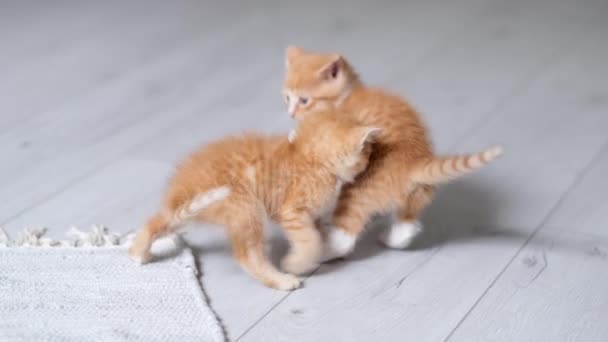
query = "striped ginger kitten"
xmin=283 ymin=46 xmax=503 ymax=261
xmin=128 ymin=111 xmax=380 ymax=290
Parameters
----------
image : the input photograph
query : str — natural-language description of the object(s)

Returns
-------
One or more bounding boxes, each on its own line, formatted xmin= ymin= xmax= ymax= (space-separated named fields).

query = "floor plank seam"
xmin=234 ymin=291 xmax=294 ymax=341
xmin=395 ymin=245 xmax=444 ymax=288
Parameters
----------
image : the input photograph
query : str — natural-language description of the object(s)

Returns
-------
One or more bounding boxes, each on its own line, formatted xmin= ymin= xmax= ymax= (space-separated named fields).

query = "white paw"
xmin=128 ymin=249 xmax=152 ymax=265
xmin=273 ymin=273 xmax=302 ymax=291
xmin=281 ymin=253 xmax=319 ymax=275
xmin=129 ymin=255 xmax=145 ymax=265
xmin=379 ymin=220 xmax=422 ymax=249
xmin=321 ymin=228 xmax=356 ymax=263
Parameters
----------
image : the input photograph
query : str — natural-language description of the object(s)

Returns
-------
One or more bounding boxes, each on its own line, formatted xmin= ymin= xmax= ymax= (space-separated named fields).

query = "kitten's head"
xmin=292 ymin=111 xmax=380 ymax=182
xmin=283 ymin=46 xmax=359 ymax=120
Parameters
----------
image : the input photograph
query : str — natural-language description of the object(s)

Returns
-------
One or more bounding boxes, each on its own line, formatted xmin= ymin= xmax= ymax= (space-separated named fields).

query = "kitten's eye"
xmin=299 ymin=97 xmax=309 ymax=105
xmin=330 ymin=63 xmax=339 ymax=78
xmin=284 ymin=94 xmax=290 ymax=104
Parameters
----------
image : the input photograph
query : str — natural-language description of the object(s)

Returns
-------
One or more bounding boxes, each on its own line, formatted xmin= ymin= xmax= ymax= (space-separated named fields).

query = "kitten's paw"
xmin=321 ymin=228 xmax=356 ymax=263
xmin=271 ymin=273 xmax=302 ymax=291
xmin=128 ymin=246 xmax=152 ymax=265
xmin=281 ymin=253 xmax=319 ymax=275
xmin=379 ymin=220 xmax=422 ymax=249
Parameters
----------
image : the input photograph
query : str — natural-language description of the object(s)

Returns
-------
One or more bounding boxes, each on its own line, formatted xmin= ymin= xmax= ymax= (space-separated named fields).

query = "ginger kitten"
xmin=283 ymin=46 xmax=503 ymax=261
xmin=128 ymin=111 xmax=379 ymax=290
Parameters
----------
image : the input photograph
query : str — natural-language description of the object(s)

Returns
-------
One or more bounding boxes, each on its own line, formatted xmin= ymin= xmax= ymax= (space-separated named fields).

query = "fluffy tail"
xmin=409 ymin=145 xmax=503 ymax=185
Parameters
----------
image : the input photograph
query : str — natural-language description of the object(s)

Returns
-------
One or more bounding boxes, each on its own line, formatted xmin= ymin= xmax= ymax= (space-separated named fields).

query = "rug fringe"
xmin=0 ymin=225 xmax=133 ymax=248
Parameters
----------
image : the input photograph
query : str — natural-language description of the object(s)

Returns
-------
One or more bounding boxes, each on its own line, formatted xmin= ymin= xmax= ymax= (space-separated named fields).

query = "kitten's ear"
xmin=319 ymin=54 xmax=343 ymax=81
xmin=355 ymin=127 xmax=381 ymax=151
xmin=285 ymin=46 xmax=304 ymax=68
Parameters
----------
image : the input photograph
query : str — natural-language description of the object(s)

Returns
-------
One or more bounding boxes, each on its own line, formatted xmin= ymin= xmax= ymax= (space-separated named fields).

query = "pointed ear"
xmin=285 ymin=46 xmax=304 ymax=68
xmin=356 ymin=127 xmax=381 ymax=151
xmin=318 ymin=54 xmax=343 ymax=80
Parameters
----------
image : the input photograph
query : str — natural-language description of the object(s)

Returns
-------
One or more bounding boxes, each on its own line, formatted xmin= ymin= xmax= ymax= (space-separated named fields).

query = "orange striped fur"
xmin=129 ymin=111 xmax=379 ymax=290
xmin=283 ymin=46 xmax=503 ymax=259
xmin=410 ymin=145 xmax=503 ymax=184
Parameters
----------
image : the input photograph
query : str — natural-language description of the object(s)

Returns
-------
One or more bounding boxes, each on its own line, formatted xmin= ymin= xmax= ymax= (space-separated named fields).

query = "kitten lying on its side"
xmin=129 ymin=111 xmax=380 ymax=290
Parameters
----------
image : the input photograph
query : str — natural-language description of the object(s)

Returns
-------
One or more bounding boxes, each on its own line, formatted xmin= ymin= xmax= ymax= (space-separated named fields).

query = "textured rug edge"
xmin=0 ymin=225 xmax=127 ymax=248
xmin=0 ymin=226 xmax=227 ymax=342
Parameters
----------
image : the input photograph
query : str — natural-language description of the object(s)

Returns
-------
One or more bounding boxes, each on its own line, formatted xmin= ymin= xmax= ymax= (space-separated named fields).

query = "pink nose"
xmin=289 ymin=106 xmax=298 ymax=118
xmin=288 ymin=100 xmax=298 ymax=118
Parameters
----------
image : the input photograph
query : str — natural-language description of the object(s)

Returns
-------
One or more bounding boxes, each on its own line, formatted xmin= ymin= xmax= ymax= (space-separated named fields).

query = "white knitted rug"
xmin=0 ymin=227 xmax=225 ymax=342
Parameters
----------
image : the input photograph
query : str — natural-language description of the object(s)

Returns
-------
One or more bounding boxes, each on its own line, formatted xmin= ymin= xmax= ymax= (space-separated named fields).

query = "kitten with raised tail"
xmin=128 ymin=111 xmax=380 ymax=290
xmin=283 ymin=46 xmax=503 ymax=261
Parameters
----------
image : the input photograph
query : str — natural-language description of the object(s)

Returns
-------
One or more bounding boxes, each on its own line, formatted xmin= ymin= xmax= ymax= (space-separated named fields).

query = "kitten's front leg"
xmin=277 ymin=211 xmax=323 ymax=275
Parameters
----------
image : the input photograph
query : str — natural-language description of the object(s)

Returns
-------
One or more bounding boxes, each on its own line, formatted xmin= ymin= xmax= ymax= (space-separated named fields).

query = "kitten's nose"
xmin=288 ymin=99 xmax=298 ymax=118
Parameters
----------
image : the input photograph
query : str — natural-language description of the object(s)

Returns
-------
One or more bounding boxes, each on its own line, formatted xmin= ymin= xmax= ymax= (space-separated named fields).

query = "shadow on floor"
xmin=185 ymin=176 xmax=546 ymax=275
xmin=318 ymin=176 xmax=531 ymax=273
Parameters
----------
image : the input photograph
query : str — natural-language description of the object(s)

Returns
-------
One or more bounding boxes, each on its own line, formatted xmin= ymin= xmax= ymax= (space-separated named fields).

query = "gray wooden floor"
xmin=2 ymin=1 xmax=607 ymax=341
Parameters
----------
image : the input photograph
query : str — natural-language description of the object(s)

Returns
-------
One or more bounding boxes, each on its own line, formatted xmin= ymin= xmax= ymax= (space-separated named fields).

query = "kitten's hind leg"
xmin=228 ymin=218 xmax=301 ymax=291
xmin=277 ymin=211 xmax=322 ymax=275
xmin=324 ymin=187 xmax=391 ymax=262
xmin=129 ymin=213 xmax=173 ymax=264
xmin=380 ymin=184 xmax=434 ymax=249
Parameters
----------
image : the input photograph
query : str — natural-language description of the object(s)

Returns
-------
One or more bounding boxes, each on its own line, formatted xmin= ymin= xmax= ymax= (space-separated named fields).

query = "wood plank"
xmin=447 ymin=230 xmax=608 ymax=342
xmin=542 ymin=146 xmax=608 ymax=238
xmin=240 ymin=0 xmax=608 ymax=340
xmin=447 ymin=147 xmax=608 ymax=341
xmin=0 ymin=2 xmax=130 ymax=68
xmin=1 ymin=159 xmax=171 ymax=233
xmin=0 ymin=1 xmax=229 ymax=132
xmin=393 ymin=0 xmax=602 ymax=152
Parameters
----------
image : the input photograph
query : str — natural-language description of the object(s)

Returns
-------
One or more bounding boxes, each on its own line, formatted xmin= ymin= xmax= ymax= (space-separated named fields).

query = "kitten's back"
xmin=166 ymin=133 xmax=283 ymax=212
xmin=343 ymin=86 xmax=434 ymax=160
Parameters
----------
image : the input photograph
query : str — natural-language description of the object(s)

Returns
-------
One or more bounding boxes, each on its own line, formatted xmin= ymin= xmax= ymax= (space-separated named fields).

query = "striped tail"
xmin=409 ymin=145 xmax=503 ymax=185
